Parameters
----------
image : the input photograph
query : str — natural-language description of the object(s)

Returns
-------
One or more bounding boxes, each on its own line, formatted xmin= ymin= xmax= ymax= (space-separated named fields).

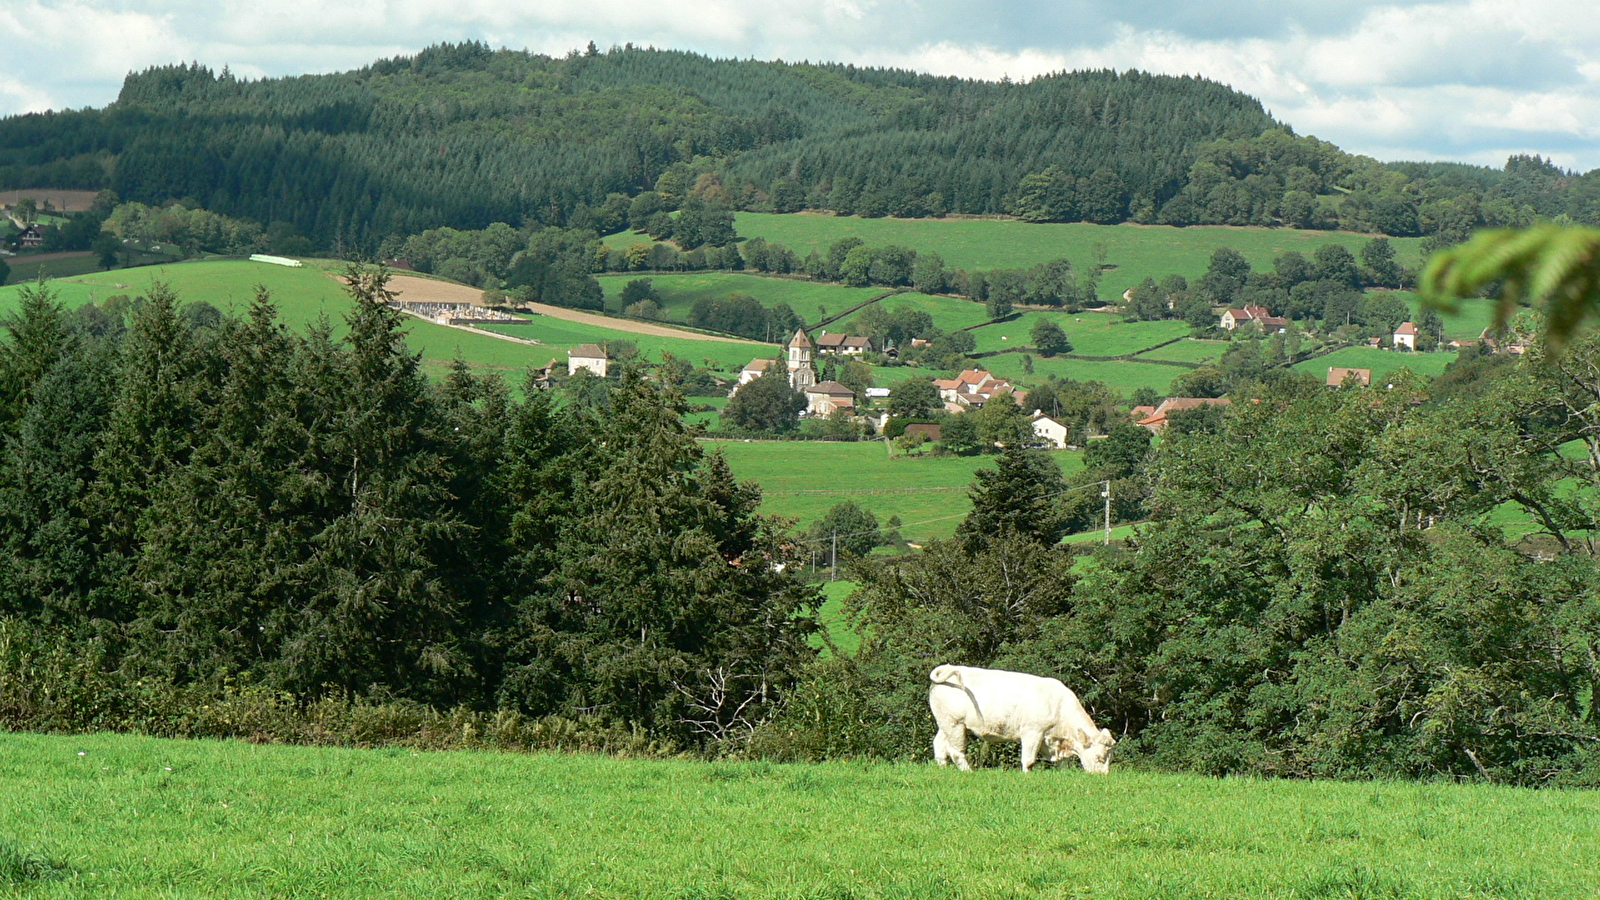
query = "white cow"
xmin=928 ymin=664 xmax=1116 ymax=773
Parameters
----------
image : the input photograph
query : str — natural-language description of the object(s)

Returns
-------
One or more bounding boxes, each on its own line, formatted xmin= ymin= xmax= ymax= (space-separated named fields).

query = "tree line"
xmin=757 ymin=343 xmax=1600 ymax=784
xmin=6 ymin=44 xmax=1593 ymax=252
xmin=0 ymin=272 xmax=818 ymax=748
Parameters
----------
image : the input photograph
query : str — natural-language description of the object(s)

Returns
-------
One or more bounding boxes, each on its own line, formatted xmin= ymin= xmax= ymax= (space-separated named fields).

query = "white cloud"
xmin=0 ymin=2 xmax=190 ymax=81
xmin=840 ymin=42 xmax=1073 ymax=82
xmin=0 ymin=76 xmax=54 ymax=114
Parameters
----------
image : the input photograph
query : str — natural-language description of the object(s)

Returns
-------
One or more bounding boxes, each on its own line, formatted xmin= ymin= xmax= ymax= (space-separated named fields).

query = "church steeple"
xmin=786 ymin=328 xmax=816 ymax=392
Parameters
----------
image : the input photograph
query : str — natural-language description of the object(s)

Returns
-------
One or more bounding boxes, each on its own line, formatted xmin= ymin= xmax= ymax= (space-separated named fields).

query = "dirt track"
xmin=385 ymin=275 xmax=766 ymax=344
xmin=0 ymin=190 xmax=100 ymax=212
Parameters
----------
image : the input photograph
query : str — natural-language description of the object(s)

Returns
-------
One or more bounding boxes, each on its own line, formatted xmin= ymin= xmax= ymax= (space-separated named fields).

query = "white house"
xmin=567 ymin=343 xmax=609 ymax=377
xmin=1030 ymin=413 xmax=1070 ymax=449
xmin=1393 ymin=321 xmax=1418 ymax=350
xmin=815 ymin=332 xmax=874 ymax=355
xmin=738 ymin=357 xmax=777 ymax=386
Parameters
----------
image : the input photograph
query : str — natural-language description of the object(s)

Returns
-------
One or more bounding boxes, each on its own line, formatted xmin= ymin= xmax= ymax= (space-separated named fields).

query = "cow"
xmin=928 ymin=664 xmax=1116 ymax=773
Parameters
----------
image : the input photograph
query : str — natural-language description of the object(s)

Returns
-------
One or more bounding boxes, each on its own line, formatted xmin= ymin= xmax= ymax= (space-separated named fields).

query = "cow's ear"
xmin=1101 ymin=728 xmax=1116 ymax=746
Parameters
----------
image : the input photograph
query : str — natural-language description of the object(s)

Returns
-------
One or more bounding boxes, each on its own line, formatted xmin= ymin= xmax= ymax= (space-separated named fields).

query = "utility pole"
xmin=1102 ymin=480 xmax=1112 ymax=545
xmin=831 ymin=531 xmax=838 ymax=581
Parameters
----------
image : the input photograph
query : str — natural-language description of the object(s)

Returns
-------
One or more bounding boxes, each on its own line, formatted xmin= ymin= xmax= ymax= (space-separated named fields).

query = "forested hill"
xmin=0 ymin=43 xmax=1278 ymax=245
xmin=3 ymin=42 xmax=1596 ymax=250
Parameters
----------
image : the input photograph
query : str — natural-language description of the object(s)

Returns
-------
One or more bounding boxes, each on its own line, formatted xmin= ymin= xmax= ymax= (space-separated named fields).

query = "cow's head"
xmin=1056 ymin=728 xmax=1116 ymax=774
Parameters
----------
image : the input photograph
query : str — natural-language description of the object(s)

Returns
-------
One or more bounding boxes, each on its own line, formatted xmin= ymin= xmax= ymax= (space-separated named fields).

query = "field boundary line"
xmin=814 ymin=287 xmax=911 ymax=329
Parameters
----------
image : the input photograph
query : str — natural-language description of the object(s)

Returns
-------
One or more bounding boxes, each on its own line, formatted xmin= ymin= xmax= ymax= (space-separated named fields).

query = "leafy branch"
xmin=1420 ymin=224 xmax=1600 ymax=352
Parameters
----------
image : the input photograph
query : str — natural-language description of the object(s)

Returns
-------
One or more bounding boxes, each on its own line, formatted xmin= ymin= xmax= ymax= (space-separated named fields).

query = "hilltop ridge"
xmin=0 ymin=43 xmax=1591 ymax=253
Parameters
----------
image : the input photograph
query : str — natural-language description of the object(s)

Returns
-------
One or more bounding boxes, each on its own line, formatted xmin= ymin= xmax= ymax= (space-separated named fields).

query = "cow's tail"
xmin=929 ymin=665 xmax=965 ymax=689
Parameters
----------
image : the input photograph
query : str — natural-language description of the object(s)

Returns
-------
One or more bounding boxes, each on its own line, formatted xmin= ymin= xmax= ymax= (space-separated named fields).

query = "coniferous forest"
xmin=2 ymin=42 xmax=1596 ymax=252
xmin=0 ymin=273 xmax=819 ymax=749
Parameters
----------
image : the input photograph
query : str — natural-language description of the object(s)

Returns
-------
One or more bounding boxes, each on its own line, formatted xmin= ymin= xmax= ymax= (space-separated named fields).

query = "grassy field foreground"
xmin=2 ymin=732 xmax=1593 ymax=899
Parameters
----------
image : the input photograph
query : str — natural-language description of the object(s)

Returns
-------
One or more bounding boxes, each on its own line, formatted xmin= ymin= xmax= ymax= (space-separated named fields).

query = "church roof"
xmin=788 ymin=328 xmax=812 ymax=349
xmin=807 ymin=380 xmax=855 ymax=396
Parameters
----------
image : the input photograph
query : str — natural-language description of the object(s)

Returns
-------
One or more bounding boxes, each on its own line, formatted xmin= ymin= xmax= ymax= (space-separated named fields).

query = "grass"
xmin=1294 ymin=346 xmax=1458 ymax=383
xmin=597 ymin=272 xmax=887 ymax=327
xmin=714 ymin=440 xmax=1084 ymax=542
xmin=691 ymin=213 xmax=1432 ymax=298
xmin=1399 ymin=290 xmax=1502 ymax=342
xmin=472 ymin=318 xmax=771 ymax=374
xmin=2 ymin=730 xmax=1596 ymax=899
xmin=1133 ymin=339 xmax=1227 ymax=365
xmin=981 ymin=353 xmax=1194 ymax=395
xmin=0 ymin=251 xmax=180 ymax=285
xmin=867 ymin=291 xmax=996 ymax=331
xmin=0 ymin=259 xmax=778 ymax=382
xmin=811 ymin=579 xmax=860 ymax=656
xmin=975 ymin=310 xmax=1190 ymax=357
xmin=685 ymin=396 xmax=730 ymax=429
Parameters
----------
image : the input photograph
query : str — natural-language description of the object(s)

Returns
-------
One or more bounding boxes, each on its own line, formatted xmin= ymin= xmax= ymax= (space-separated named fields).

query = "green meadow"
xmin=1294 ymin=346 xmax=1458 ymax=383
xmin=471 ymin=317 xmax=771 ymax=373
xmin=712 ymin=439 xmax=1084 ymax=543
xmin=979 ymin=352 xmax=1193 ymax=395
xmin=3 ymin=731 xmax=1595 ymax=900
xmin=1400 ymin=290 xmax=1501 ymax=341
xmin=617 ymin=213 xmax=1432 ymax=299
xmin=1133 ymin=339 xmax=1228 ymax=365
xmin=975 ymin=310 xmax=1190 ymax=357
xmin=1 ymin=250 xmax=180 ymax=285
xmin=812 ymin=579 xmax=860 ymax=656
xmin=0 ymin=259 xmax=778 ymax=381
xmin=597 ymin=272 xmax=887 ymax=327
xmin=863 ymin=290 xmax=995 ymax=331
xmin=0 ymin=259 xmax=354 ymax=326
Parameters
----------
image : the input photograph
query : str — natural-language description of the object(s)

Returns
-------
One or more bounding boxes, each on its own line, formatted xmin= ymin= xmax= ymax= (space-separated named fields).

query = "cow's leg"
xmin=933 ymin=729 xmax=951 ymax=766
xmin=1019 ymin=730 xmax=1042 ymax=772
xmin=943 ymin=727 xmax=971 ymax=771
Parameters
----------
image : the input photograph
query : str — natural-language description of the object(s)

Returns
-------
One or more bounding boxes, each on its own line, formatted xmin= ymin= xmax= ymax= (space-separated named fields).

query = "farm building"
xmin=815 ymin=332 xmax=873 ymax=355
xmin=1030 ymin=413 xmax=1070 ymax=449
xmin=1393 ymin=321 xmax=1417 ymax=350
xmin=805 ymin=381 xmax=856 ymax=416
xmin=1220 ymin=305 xmax=1287 ymax=333
xmin=1327 ymin=367 xmax=1372 ymax=387
xmin=1134 ymin=397 xmax=1232 ymax=433
xmin=568 ymin=344 xmax=610 ymax=377
xmin=738 ymin=358 xmax=778 ymax=386
xmin=933 ymin=369 xmax=1021 ymax=411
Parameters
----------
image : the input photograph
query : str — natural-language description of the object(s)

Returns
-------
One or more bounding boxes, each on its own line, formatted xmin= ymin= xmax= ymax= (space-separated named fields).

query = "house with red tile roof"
xmin=1393 ymin=321 xmax=1418 ymax=350
xmin=932 ymin=369 xmax=1021 ymax=411
xmin=814 ymin=332 xmax=874 ymax=355
xmin=1220 ymin=305 xmax=1288 ymax=333
xmin=1326 ymin=367 xmax=1372 ymax=387
xmin=805 ymin=381 xmax=856 ymax=416
xmin=1133 ymin=397 xmax=1232 ymax=433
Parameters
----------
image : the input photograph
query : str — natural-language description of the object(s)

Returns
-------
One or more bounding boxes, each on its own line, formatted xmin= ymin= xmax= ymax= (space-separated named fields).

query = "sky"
xmin=3 ymin=0 xmax=1598 ymax=173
